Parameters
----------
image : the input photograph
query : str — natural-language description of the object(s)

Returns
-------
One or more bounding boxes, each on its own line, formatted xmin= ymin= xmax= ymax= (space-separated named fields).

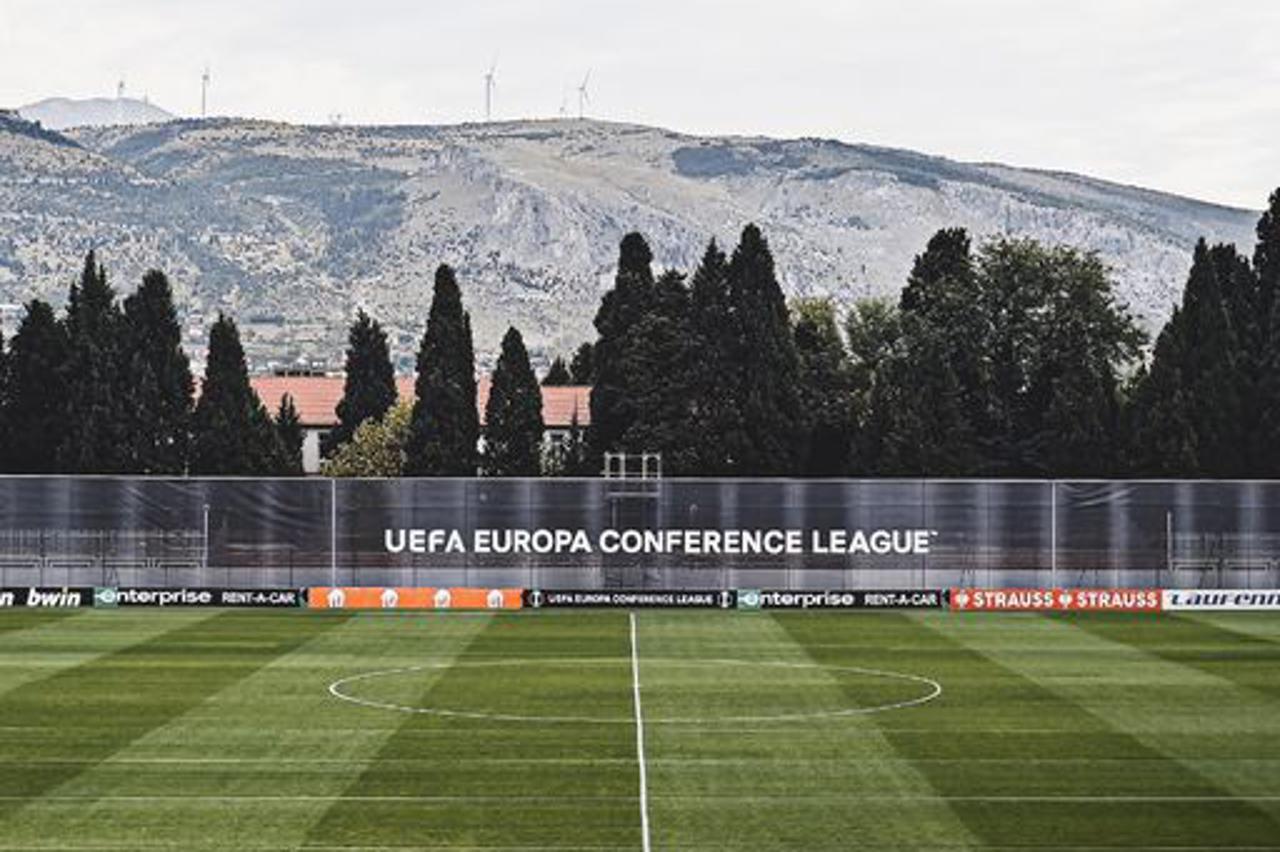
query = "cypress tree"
xmin=1180 ymin=239 xmax=1246 ymax=476
xmin=484 ymin=326 xmax=545 ymax=476
xmin=621 ymin=270 xmax=701 ymax=473
xmin=1127 ymin=311 xmax=1198 ymax=475
xmin=191 ymin=314 xmax=278 ymax=475
xmin=0 ymin=328 xmax=9 ymax=471
xmin=5 ymin=301 xmax=69 ymax=473
xmin=588 ymin=233 xmax=656 ymax=467
xmin=542 ymin=357 xmax=572 ymax=386
xmin=275 ymin=394 xmax=305 ymax=475
xmin=724 ymin=224 xmax=805 ymax=475
xmin=1255 ymin=294 xmax=1280 ymax=475
xmin=900 ymin=229 xmax=991 ymax=462
xmin=1254 ymin=189 xmax=1280 ymax=329
xmin=687 ymin=238 xmax=740 ymax=475
xmin=405 ymin=264 xmax=479 ymax=476
xmin=324 ymin=309 xmax=396 ymax=457
xmin=900 ymin=228 xmax=974 ymax=317
xmin=121 ymin=270 xmax=194 ymax=474
xmin=1253 ymin=191 xmax=1280 ymax=472
xmin=58 ymin=251 xmax=130 ymax=473
xmin=569 ymin=342 xmax=595 ymax=384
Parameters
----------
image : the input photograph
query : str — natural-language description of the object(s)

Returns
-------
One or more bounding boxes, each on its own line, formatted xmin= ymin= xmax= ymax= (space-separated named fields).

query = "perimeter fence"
xmin=1 ymin=477 xmax=1279 ymax=590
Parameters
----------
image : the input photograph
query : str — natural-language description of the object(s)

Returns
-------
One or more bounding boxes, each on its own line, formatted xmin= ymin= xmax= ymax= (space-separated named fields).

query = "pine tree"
xmin=588 ymin=233 xmax=656 ymax=467
xmin=542 ymin=357 xmax=572 ymax=386
xmin=324 ymin=309 xmax=396 ymax=457
xmin=867 ymin=316 xmax=978 ymax=476
xmin=405 ymin=264 xmax=479 ymax=476
xmin=724 ymin=224 xmax=805 ymax=475
xmin=844 ymin=298 xmax=901 ymax=474
xmin=121 ymin=270 xmax=193 ymax=474
xmin=275 ymin=394 xmax=305 ymax=475
xmin=191 ymin=314 xmax=279 ymax=475
xmin=687 ymin=239 xmax=740 ymax=475
xmin=1019 ymin=245 xmax=1142 ymax=476
xmin=5 ymin=301 xmax=69 ymax=473
xmin=569 ymin=342 xmax=595 ymax=384
xmin=58 ymin=251 xmax=130 ymax=473
xmin=974 ymin=239 xmax=1140 ymax=475
xmin=792 ymin=298 xmax=855 ymax=476
xmin=484 ymin=326 xmax=545 ymax=476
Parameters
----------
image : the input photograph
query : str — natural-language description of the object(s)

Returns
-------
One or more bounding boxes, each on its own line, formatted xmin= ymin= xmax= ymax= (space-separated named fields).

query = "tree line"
xmin=1 ymin=186 xmax=1277 ymax=478
xmin=0 ymin=252 xmax=302 ymax=475
xmin=578 ymin=188 xmax=1280 ymax=478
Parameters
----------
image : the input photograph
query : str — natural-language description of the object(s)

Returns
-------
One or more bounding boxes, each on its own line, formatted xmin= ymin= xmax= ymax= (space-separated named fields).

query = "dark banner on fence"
xmin=3 ymin=477 xmax=1280 ymax=590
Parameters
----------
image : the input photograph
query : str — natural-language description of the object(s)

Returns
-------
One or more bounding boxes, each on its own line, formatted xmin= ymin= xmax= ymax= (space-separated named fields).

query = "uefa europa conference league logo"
xmin=383 ymin=527 xmax=939 ymax=556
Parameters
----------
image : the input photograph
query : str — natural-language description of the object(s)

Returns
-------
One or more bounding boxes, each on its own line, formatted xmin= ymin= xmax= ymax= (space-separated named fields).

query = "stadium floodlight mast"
xmin=577 ymin=69 xmax=591 ymax=119
xmin=484 ymin=56 xmax=498 ymax=121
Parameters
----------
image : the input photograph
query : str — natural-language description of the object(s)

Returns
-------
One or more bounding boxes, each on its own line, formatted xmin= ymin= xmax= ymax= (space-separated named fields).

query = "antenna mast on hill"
xmin=577 ymin=69 xmax=591 ymax=119
xmin=116 ymin=79 xmax=125 ymax=125
xmin=484 ymin=57 xmax=498 ymax=121
xmin=201 ymin=65 xmax=210 ymax=117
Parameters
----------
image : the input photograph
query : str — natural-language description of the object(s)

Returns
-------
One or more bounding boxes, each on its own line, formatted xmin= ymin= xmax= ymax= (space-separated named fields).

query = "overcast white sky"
xmin=1 ymin=0 xmax=1276 ymax=208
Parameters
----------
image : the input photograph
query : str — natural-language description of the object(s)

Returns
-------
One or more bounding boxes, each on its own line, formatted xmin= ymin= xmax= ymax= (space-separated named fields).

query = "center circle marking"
xmin=328 ymin=658 xmax=942 ymax=724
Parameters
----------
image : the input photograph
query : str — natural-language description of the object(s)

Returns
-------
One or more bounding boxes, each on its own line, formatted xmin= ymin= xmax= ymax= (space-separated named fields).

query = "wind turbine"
xmin=576 ymin=69 xmax=591 ymax=119
xmin=484 ymin=57 xmax=498 ymax=121
xmin=201 ymin=65 xmax=210 ymax=117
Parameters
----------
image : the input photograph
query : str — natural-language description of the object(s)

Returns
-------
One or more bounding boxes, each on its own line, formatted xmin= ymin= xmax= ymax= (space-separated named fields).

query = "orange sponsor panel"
xmin=308 ymin=587 xmax=522 ymax=610
xmin=950 ymin=587 xmax=1162 ymax=612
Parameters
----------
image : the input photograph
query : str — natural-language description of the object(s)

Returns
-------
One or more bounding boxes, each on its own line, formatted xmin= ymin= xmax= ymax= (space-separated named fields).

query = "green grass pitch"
xmin=1 ymin=608 xmax=1280 ymax=849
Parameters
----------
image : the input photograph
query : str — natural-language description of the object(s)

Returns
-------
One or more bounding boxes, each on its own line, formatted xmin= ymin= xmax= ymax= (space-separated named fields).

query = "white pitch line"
xmin=629 ymin=611 xmax=652 ymax=852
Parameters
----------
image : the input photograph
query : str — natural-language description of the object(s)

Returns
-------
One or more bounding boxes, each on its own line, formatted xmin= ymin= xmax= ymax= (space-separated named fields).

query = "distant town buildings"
xmin=249 ymin=375 xmax=590 ymax=474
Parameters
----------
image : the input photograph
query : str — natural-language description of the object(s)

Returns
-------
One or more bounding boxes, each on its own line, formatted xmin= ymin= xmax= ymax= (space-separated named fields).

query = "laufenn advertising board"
xmin=1163 ymin=589 xmax=1280 ymax=610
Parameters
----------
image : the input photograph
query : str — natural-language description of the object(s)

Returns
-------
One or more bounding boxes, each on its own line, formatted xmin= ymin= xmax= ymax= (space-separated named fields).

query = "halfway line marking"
xmin=630 ymin=611 xmax=652 ymax=852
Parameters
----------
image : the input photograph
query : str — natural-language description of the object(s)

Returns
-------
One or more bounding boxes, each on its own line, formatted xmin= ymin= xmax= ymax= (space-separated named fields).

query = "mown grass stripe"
xmin=304 ymin=612 xmax=638 ymax=850
xmin=0 ymin=611 xmax=216 ymax=703
xmin=0 ymin=611 xmax=350 ymax=821
xmin=777 ymin=611 xmax=1280 ymax=849
xmin=638 ymin=610 xmax=980 ymax=850
xmin=0 ymin=611 xmax=75 ymax=636
xmin=1069 ymin=612 xmax=1280 ymax=703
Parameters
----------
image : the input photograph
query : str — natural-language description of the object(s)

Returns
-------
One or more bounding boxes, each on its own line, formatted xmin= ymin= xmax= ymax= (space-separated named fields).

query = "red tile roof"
xmin=249 ymin=375 xmax=591 ymax=429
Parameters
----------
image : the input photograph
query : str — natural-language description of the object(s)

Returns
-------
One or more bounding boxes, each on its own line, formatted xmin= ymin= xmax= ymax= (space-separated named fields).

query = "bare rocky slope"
xmin=0 ymin=115 xmax=1257 ymax=370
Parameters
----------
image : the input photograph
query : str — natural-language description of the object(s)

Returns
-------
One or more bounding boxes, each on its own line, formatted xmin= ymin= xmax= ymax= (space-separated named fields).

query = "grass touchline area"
xmin=0 ymin=609 xmax=1277 ymax=849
